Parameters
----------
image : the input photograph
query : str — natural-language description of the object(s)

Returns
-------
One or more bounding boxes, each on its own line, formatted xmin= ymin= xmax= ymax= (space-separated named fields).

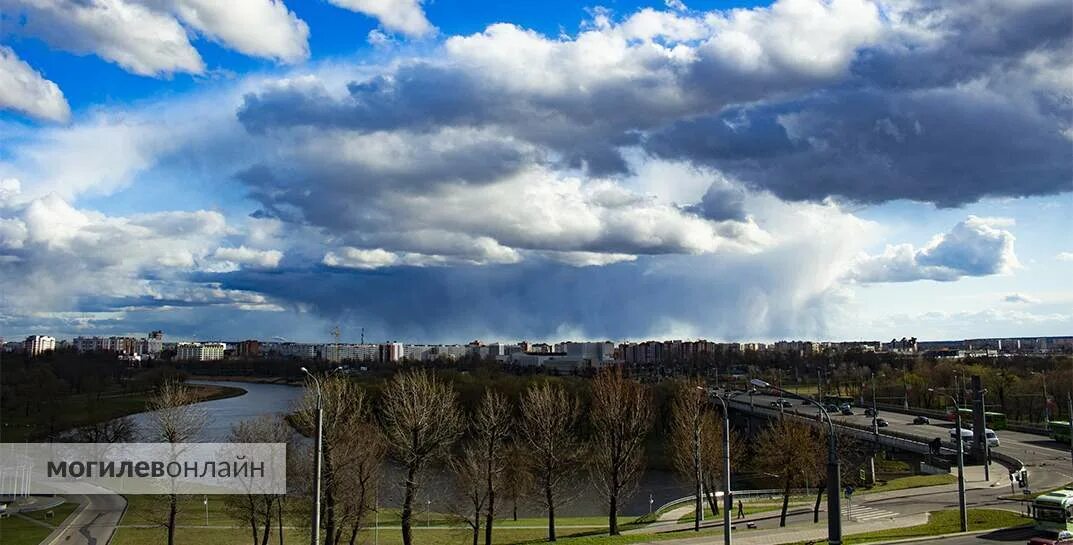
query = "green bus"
xmin=1032 ymin=489 xmax=1073 ymax=533
xmin=945 ymin=407 xmax=1008 ymax=430
xmin=1050 ymin=421 xmax=1072 ymax=444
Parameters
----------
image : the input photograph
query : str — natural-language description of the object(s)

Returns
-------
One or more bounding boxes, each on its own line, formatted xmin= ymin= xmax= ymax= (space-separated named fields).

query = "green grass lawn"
xmin=860 ymin=474 xmax=957 ymax=495
xmin=800 ymin=508 xmax=1031 ymax=545
xmin=0 ymin=501 xmax=78 ymax=545
xmin=677 ymin=499 xmax=811 ymax=524
xmin=115 ymin=494 xmax=658 ymax=545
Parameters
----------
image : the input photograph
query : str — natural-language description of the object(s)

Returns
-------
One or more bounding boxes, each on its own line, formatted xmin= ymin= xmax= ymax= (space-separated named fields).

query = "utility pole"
xmin=1068 ymin=394 xmax=1073 ymax=474
xmin=302 ymin=366 xmax=343 ymax=545
xmin=932 ymin=388 xmax=968 ymax=533
xmin=753 ymin=379 xmax=841 ymax=545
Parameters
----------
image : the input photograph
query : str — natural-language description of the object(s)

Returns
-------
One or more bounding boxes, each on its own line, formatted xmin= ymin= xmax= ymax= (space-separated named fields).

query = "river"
xmin=125 ymin=379 xmax=692 ymax=516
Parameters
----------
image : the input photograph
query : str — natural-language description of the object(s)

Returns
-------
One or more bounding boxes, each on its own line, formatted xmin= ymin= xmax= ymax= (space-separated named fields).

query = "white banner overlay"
xmin=0 ymin=443 xmax=286 ymax=495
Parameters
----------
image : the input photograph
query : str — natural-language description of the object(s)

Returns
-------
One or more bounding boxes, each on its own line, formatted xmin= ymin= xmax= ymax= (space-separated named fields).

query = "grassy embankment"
xmin=0 ymin=384 xmax=245 ymax=442
xmin=677 ymin=474 xmax=958 ymax=524
xmin=112 ymin=494 xmax=665 ymax=545
xmin=801 ymin=508 xmax=1031 ymax=544
xmin=0 ymin=502 xmax=78 ymax=545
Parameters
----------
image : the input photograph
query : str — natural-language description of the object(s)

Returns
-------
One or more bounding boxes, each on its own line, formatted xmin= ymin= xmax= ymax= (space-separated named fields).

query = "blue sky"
xmin=0 ymin=0 xmax=1070 ymax=344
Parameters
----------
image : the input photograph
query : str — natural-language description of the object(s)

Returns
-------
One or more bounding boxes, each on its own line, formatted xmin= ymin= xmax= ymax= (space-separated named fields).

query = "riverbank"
xmin=188 ymin=374 xmax=302 ymax=386
xmin=0 ymin=382 xmax=246 ymax=442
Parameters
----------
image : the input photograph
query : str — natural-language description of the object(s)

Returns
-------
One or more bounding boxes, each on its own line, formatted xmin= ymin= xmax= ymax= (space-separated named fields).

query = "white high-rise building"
xmin=24 ymin=335 xmax=56 ymax=357
xmin=176 ymin=342 xmax=225 ymax=361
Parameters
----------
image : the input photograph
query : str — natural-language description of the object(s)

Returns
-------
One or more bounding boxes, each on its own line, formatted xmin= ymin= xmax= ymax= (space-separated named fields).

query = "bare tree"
xmin=501 ymin=445 xmax=533 ymax=522
xmin=72 ymin=416 xmax=135 ymax=442
xmin=143 ymin=379 xmax=206 ymax=545
xmin=669 ymin=379 xmax=706 ymax=531
xmin=292 ymin=375 xmax=381 ymax=545
xmin=520 ymin=382 xmax=584 ymax=542
xmin=224 ymin=416 xmax=292 ymax=545
xmin=699 ymin=413 xmax=741 ymax=520
xmin=380 ymin=369 xmax=464 ymax=545
xmin=589 ymin=366 xmax=652 ymax=535
xmin=755 ymin=418 xmax=821 ymax=527
xmin=468 ymin=391 xmax=513 ymax=545
xmin=450 ymin=445 xmax=489 ymax=545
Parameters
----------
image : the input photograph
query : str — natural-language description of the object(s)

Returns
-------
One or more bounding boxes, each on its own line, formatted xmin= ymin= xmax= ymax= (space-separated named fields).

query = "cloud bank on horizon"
xmin=0 ymin=0 xmax=1070 ymax=343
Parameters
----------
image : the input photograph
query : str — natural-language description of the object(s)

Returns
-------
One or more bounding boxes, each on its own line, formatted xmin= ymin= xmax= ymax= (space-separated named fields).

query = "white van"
xmin=949 ymin=427 xmax=1000 ymax=447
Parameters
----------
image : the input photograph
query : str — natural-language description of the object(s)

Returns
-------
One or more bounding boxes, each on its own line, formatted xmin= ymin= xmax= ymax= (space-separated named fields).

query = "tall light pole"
xmin=930 ymin=388 xmax=968 ymax=532
xmin=699 ymin=387 xmax=752 ymax=545
xmin=751 ymin=378 xmax=842 ymax=545
xmin=301 ymin=366 xmax=342 ymax=545
xmin=981 ymin=389 xmax=990 ymax=482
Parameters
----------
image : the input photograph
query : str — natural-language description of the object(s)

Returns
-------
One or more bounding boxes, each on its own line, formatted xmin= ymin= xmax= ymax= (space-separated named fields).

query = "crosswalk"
xmin=844 ymin=504 xmax=899 ymax=522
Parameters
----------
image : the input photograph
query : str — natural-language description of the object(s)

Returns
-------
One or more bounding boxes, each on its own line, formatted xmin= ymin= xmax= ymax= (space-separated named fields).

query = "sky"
xmin=0 ymin=0 xmax=1070 ymax=344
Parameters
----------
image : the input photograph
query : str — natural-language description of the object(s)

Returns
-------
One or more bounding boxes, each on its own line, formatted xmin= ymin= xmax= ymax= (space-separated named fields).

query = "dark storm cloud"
xmin=200 ymin=247 xmax=845 ymax=342
xmin=234 ymin=0 xmax=1072 ymax=208
xmin=647 ymin=88 xmax=1073 ymax=206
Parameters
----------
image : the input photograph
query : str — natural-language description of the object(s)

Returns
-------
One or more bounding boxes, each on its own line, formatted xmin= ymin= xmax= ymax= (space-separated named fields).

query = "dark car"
xmin=913 ymin=416 xmax=930 ymax=425
xmin=864 ymin=408 xmax=877 ymax=417
xmin=825 ymin=404 xmax=839 ymax=412
xmin=840 ymin=407 xmax=854 ymax=416
xmin=875 ymin=418 xmax=889 ymax=427
xmin=779 ymin=399 xmax=792 ymax=408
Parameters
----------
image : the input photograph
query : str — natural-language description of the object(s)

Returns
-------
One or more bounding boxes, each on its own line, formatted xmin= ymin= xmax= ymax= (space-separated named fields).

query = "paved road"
xmin=905 ymin=526 xmax=1040 ymax=544
xmin=713 ymin=391 xmax=1073 ymax=541
xmin=43 ymin=493 xmax=127 ymax=545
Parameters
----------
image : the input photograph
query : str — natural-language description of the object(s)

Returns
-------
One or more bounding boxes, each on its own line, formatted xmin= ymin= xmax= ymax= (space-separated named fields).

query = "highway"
xmin=722 ymin=390 xmax=1073 ymax=535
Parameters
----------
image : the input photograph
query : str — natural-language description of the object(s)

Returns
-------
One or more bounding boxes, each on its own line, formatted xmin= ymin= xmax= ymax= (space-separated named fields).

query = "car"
xmin=1028 ymin=530 xmax=1073 ymax=544
xmin=840 ymin=407 xmax=854 ymax=416
xmin=769 ymin=400 xmax=782 ymax=408
xmin=913 ymin=416 xmax=930 ymax=425
xmin=825 ymin=404 xmax=839 ymax=412
xmin=875 ymin=418 xmax=889 ymax=427
xmin=779 ymin=399 xmax=792 ymax=408
xmin=949 ymin=427 xmax=1001 ymax=447
xmin=864 ymin=408 xmax=877 ymax=417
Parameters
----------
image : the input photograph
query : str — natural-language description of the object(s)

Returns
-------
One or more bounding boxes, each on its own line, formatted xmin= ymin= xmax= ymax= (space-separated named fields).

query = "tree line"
xmin=129 ymin=366 xmax=882 ymax=545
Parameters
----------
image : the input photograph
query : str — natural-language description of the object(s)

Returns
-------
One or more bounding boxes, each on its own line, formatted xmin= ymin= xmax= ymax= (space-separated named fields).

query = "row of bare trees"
xmin=137 ymin=370 xmax=871 ymax=545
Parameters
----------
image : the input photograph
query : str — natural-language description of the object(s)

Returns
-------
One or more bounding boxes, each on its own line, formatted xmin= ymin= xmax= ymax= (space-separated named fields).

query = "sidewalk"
xmin=631 ymin=513 xmax=930 ymax=545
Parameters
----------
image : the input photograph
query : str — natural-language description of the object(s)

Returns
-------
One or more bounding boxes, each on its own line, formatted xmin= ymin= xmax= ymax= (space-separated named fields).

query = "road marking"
xmin=846 ymin=505 xmax=898 ymax=522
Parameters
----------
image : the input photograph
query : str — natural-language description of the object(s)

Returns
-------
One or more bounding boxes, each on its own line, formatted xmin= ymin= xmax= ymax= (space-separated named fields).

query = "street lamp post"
xmin=930 ymin=388 xmax=968 ymax=532
xmin=301 ymin=366 xmax=343 ymax=545
xmin=700 ymin=388 xmax=751 ymax=545
xmin=751 ymin=378 xmax=842 ymax=545
xmin=981 ymin=389 xmax=991 ymax=482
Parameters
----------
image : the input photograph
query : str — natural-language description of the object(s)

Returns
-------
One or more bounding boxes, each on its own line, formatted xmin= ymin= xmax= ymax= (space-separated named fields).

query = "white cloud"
xmin=851 ymin=216 xmax=1020 ymax=283
xmin=0 ymin=46 xmax=70 ymax=122
xmin=162 ymin=0 xmax=310 ymax=63
xmin=327 ymin=0 xmax=434 ymax=37
xmin=1 ymin=0 xmax=311 ymax=79
xmin=5 ymin=0 xmax=205 ymax=76
xmin=1057 ymin=251 xmax=1073 ymax=262
xmin=212 ymin=246 xmax=283 ymax=269
xmin=544 ymin=251 xmax=638 ymax=267
xmin=1004 ymin=293 xmax=1040 ymax=304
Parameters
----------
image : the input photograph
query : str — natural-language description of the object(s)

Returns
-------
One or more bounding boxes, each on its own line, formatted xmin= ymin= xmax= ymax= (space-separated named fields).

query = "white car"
xmin=949 ymin=427 xmax=1000 ymax=447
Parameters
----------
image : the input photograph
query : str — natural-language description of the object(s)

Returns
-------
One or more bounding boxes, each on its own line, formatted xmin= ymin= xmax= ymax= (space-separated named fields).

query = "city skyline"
xmin=1 ymin=0 xmax=1071 ymax=344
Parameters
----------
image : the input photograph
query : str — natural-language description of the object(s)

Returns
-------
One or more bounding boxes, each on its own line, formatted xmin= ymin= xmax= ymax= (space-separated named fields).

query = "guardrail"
xmin=873 ymin=402 xmax=1052 ymax=436
xmin=655 ymin=487 xmax=815 ymax=516
xmin=726 ymin=398 xmax=955 ymax=456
